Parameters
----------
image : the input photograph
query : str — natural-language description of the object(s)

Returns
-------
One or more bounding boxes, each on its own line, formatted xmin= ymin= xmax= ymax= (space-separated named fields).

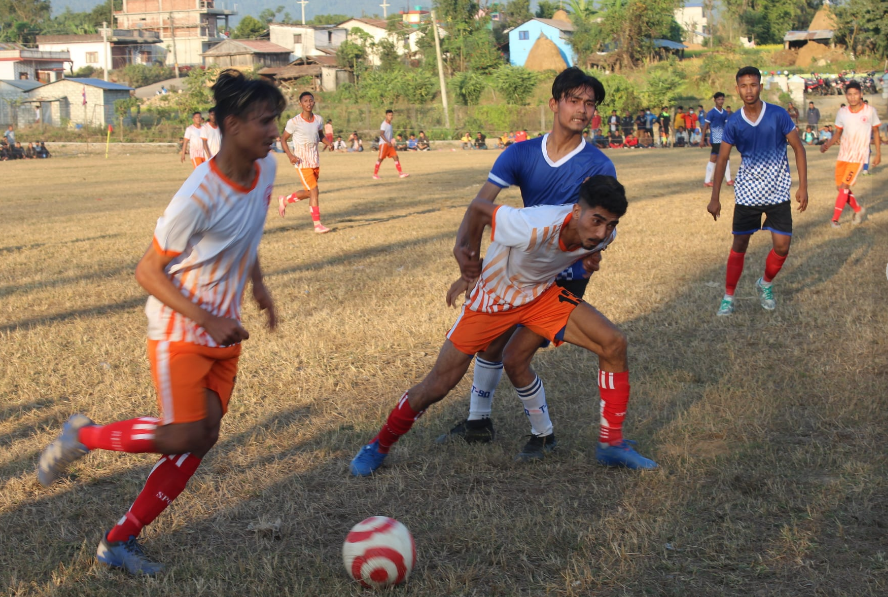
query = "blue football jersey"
xmin=705 ymin=107 xmax=729 ymax=144
xmin=723 ymin=103 xmax=797 ymax=207
xmin=487 ymin=134 xmax=617 ymax=280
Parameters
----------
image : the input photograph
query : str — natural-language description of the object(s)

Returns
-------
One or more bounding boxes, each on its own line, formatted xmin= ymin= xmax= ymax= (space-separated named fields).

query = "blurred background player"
xmin=179 ymin=111 xmax=205 ymax=168
xmin=373 ymin=109 xmax=409 ymax=179
xmin=278 ymin=91 xmax=332 ymax=234
xmin=819 ymin=80 xmax=881 ymax=227
xmin=702 ymin=92 xmax=734 ymax=187
xmin=200 ymin=107 xmax=221 ymax=160
xmin=36 ymin=70 xmax=283 ymax=576
xmin=708 ymin=66 xmax=808 ymax=316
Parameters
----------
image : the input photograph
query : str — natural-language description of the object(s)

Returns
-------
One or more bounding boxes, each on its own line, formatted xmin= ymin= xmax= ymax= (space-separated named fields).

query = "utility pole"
xmin=430 ymin=10 xmax=450 ymax=130
xmin=297 ymin=0 xmax=308 ymax=25
xmin=102 ymin=21 xmax=110 ymax=81
xmin=380 ymin=0 xmax=390 ymax=18
xmin=169 ymin=12 xmax=179 ymax=78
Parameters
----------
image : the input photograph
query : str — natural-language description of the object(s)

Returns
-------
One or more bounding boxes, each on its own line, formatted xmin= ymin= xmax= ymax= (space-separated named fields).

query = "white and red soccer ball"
xmin=342 ymin=516 xmax=415 ymax=588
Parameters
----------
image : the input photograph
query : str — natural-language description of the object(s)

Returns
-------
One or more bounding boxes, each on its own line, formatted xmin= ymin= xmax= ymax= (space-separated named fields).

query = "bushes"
xmin=452 ymin=71 xmax=485 ymax=106
xmin=115 ymin=64 xmax=175 ymax=88
xmin=490 ymin=65 xmax=539 ymax=105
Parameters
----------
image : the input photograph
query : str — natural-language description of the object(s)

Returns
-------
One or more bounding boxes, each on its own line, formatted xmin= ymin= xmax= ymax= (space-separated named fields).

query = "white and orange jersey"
xmin=284 ymin=113 xmax=324 ymax=168
xmin=201 ymin=122 xmax=221 ymax=157
xmin=835 ymin=104 xmax=881 ymax=164
xmin=146 ymin=154 xmax=277 ymax=346
xmin=465 ymin=204 xmax=615 ymax=314
xmin=379 ymin=120 xmax=393 ymax=145
xmin=183 ymin=124 xmax=205 ymax=159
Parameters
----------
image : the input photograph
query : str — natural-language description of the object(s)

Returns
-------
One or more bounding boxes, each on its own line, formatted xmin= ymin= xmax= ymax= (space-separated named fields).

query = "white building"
xmin=268 ymin=23 xmax=347 ymax=62
xmin=674 ymin=2 xmax=709 ymax=46
xmin=37 ymin=29 xmax=164 ymax=74
xmin=0 ymin=42 xmax=69 ymax=83
xmin=337 ymin=17 xmax=444 ymax=66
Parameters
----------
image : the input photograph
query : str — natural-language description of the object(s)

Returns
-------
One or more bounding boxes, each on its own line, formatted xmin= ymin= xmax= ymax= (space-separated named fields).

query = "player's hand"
xmin=581 ymin=251 xmax=602 ymax=278
xmin=796 ymin=188 xmax=809 ymax=212
xmin=872 ymin=153 xmax=881 ymax=167
xmin=252 ymin=282 xmax=277 ymax=331
xmin=288 ymin=154 xmax=300 ymax=166
xmin=453 ymin=244 xmax=481 ymax=281
xmin=819 ymin=143 xmax=829 ymax=153
xmin=707 ymin=198 xmax=721 ymax=221
xmin=446 ymin=277 xmax=476 ymax=307
xmin=180 ymin=152 xmax=186 ymax=163
xmin=202 ymin=314 xmax=250 ymax=346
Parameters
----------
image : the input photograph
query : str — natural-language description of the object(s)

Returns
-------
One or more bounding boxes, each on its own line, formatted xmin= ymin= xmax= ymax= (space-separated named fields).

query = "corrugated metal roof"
xmin=533 ymin=18 xmax=575 ymax=32
xmin=783 ymin=30 xmax=835 ymax=42
xmin=0 ymin=79 xmax=44 ymax=91
xmin=66 ymin=77 xmax=134 ymax=90
xmin=234 ymin=40 xmax=290 ymax=53
xmin=653 ymin=39 xmax=687 ymax=50
xmin=203 ymin=39 xmax=290 ymax=56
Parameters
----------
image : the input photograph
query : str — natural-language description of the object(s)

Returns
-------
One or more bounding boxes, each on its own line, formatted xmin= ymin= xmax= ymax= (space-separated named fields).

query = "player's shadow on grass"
xmin=0 ymin=296 xmax=145 ymax=335
xmin=0 ymin=262 xmax=138 ymax=300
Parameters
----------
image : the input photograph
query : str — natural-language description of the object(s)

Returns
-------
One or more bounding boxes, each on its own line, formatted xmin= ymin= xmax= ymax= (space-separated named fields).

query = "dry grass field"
xmin=1 ymin=145 xmax=886 ymax=596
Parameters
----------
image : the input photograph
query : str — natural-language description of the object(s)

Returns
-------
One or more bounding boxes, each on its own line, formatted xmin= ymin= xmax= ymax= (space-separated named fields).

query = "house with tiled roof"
xmin=201 ymin=39 xmax=291 ymax=69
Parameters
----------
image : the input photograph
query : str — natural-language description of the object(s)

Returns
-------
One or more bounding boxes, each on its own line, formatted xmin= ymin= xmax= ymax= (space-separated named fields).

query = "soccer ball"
xmin=342 ymin=516 xmax=415 ymax=588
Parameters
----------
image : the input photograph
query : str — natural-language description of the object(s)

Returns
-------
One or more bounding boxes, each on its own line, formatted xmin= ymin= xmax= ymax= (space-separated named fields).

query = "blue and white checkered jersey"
xmin=723 ymin=103 xmax=797 ymax=207
xmin=488 ymin=134 xmax=617 ymax=280
xmin=705 ymin=107 xmax=728 ymax=144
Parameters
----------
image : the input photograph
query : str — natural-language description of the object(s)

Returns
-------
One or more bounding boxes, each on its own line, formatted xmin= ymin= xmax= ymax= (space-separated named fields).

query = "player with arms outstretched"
xmin=350 ymin=175 xmax=657 ymax=476
xmin=373 ymin=109 xmax=409 ymax=179
xmin=36 ymin=70 xmax=284 ymax=575
xmin=819 ymin=80 xmax=881 ymax=226
xmin=702 ymin=92 xmax=734 ymax=187
xmin=708 ymin=66 xmax=808 ymax=316
xmin=278 ymin=91 xmax=332 ymax=233
xmin=180 ymin=111 xmax=206 ymax=168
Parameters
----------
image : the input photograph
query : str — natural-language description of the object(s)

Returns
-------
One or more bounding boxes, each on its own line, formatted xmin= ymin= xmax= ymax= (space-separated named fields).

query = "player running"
xmin=200 ymin=107 xmax=221 ymax=160
xmin=373 ymin=109 xmax=409 ymax=179
xmin=819 ymin=80 xmax=881 ymax=227
xmin=180 ymin=111 xmax=206 ymax=168
xmin=708 ymin=66 xmax=808 ymax=316
xmin=702 ymin=92 xmax=734 ymax=187
xmin=278 ymin=91 xmax=332 ymax=234
xmin=36 ymin=70 xmax=283 ymax=576
xmin=350 ymin=175 xmax=656 ymax=476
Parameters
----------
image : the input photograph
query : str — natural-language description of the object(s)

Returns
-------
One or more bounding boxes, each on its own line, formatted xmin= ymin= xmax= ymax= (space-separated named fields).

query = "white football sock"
xmin=705 ymin=162 xmax=715 ymax=183
xmin=726 ymin=159 xmax=733 ymax=182
xmin=467 ymin=357 xmax=502 ymax=420
xmin=517 ymin=375 xmax=553 ymax=436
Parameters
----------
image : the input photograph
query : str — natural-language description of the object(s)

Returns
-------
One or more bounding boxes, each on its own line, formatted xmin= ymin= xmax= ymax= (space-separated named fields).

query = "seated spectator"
xmin=0 ymin=140 xmax=8 ymax=161
xmin=36 ymin=141 xmax=50 ymax=158
xmin=506 ymin=132 xmax=515 ymax=146
xmin=608 ymin=132 xmax=623 ymax=149
xmin=461 ymin=132 xmax=473 ymax=150
xmin=24 ymin=142 xmax=36 ymax=159
xmin=10 ymin=141 xmax=24 ymax=159
xmin=582 ymin=130 xmax=590 ymax=144
xmin=639 ymin=131 xmax=653 ymax=148
xmin=348 ymin=131 xmax=363 ymax=152
xmin=407 ymin=134 xmax=418 ymax=151
xmin=395 ymin=134 xmax=408 ymax=152
xmin=332 ymin=136 xmax=348 ymax=151
xmin=624 ymin=132 xmax=639 ymax=148
xmin=689 ymin=127 xmax=702 ymax=147
xmin=803 ymin=125 xmax=816 ymax=145
xmin=593 ymin=131 xmax=608 ymax=149
xmin=674 ymin=127 xmax=688 ymax=147
xmin=474 ymin=132 xmax=487 ymax=150
xmin=497 ymin=134 xmax=507 ymax=149
xmin=417 ymin=131 xmax=430 ymax=151
xmin=817 ymin=125 xmax=832 ymax=145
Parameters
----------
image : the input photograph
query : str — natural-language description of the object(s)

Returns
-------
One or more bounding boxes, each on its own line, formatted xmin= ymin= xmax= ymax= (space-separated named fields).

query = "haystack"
xmin=524 ymin=33 xmax=568 ymax=72
xmin=551 ymin=9 xmax=570 ymax=22
xmin=809 ymin=6 xmax=837 ymax=31
xmin=796 ymin=41 xmax=830 ymax=68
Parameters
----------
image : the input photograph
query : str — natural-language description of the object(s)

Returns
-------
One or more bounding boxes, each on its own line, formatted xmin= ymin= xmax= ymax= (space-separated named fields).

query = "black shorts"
xmin=732 ymin=201 xmax=792 ymax=236
xmin=710 ymin=142 xmax=721 ymax=155
xmin=555 ymin=276 xmax=589 ymax=299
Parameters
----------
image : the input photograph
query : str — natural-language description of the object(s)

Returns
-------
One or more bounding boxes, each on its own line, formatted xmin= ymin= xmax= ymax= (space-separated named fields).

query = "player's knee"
xmin=501 ymin=349 xmax=531 ymax=379
xmin=602 ymin=329 xmax=628 ymax=362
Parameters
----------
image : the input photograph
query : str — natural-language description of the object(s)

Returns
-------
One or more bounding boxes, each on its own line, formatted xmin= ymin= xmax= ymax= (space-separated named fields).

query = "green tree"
xmin=568 ymin=0 xmax=598 ymax=21
xmin=452 ymin=70 xmax=486 ymax=105
xmin=308 ymin=14 xmax=350 ymax=26
xmin=232 ymin=15 xmax=266 ymax=39
xmin=834 ymin=0 xmax=888 ymax=59
xmin=434 ymin=0 xmax=479 ymax=26
xmin=501 ymin=0 xmax=533 ymax=25
xmin=376 ymin=38 xmax=401 ymax=72
xmin=491 ymin=65 xmax=538 ymax=104
xmin=535 ymin=0 xmax=560 ymax=18
xmin=588 ymin=0 xmax=682 ymax=70
xmin=0 ymin=0 xmax=50 ymax=42
xmin=336 ymin=39 xmax=367 ymax=72
xmin=258 ymin=6 xmax=285 ymax=23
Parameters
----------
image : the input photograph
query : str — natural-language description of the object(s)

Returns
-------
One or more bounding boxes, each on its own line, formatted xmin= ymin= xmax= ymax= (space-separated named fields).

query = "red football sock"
xmin=725 ymin=250 xmax=745 ymax=297
xmin=310 ymin=206 xmax=321 ymax=223
xmin=395 ymin=161 xmax=403 ymax=174
xmin=372 ymin=392 xmax=425 ymax=453
xmin=833 ymin=189 xmax=849 ymax=221
xmin=79 ymin=417 xmax=159 ymax=453
xmin=374 ymin=162 xmax=381 ymax=175
xmin=599 ymin=370 xmax=629 ymax=445
xmin=848 ymin=192 xmax=861 ymax=213
xmin=106 ymin=453 xmax=201 ymax=542
xmin=763 ymin=249 xmax=787 ymax=284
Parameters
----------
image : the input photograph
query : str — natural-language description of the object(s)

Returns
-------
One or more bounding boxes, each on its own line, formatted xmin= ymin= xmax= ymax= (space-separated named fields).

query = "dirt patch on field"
xmin=771 ymin=49 xmax=799 ymax=68
xmin=796 ymin=42 xmax=831 ymax=68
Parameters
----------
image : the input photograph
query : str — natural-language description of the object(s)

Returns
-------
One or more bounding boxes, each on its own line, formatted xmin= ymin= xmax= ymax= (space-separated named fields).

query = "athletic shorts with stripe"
xmin=379 ymin=144 xmax=398 ymax=160
xmin=191 ymin=157 xmax=206 ymax=169
xmin=148 ymin=339 xmax=240 ymax=425
xmin=297 ymin=167 xmax=320 ymax=191
xmin=447 ymin=284 xmax=582 ymax=355
xmin=835 ymin=161 xmax=863 ymax=187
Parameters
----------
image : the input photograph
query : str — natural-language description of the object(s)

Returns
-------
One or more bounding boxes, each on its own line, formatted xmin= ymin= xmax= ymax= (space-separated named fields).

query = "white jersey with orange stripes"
xmin=284 ymin=113 xmax=324 ymax=168
xmin=835 ymin=104 xmax=880 ymax=164
xmin=146 ymin=155 xmax=276 ymax=347
xmin=466 ymin=204 xmax=615 ymax=314
xmin=183 ymin=124 xmax=205 ymax=159
xmin=201 ymin=122 xmax=221 ymax=157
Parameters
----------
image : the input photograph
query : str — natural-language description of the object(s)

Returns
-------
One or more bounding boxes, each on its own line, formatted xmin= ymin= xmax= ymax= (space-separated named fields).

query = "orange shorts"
xmin=835 ymin=161 xmax=863 ymax=187
xmin=446 ymin=284 xmax=581 ymax=355
xmin=379 ymin=144 xmax=398 ymax=160
xmin=148 ymin=339 xmax=241 ymax=425
xmin=191 ymin=156 xmax=206 ymax=169
xmin=297 ymin=167 xmax=320 ymax=191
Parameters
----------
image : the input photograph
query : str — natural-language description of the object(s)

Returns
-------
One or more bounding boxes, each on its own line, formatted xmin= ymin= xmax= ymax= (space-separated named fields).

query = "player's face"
xmin=300 ymin=95 xmax=315 ymax=113
xmin=552 ymin=87 xmax=595 ymax=133
xmin=574 ymin=204 xmax=620 ymax=250
xmin=193 ymin=113 xmax=202 ymax=127
xmin=736 ymin=75 xmax=761 ymax=105
xmin=227 ymin=102 xmax=281 ymax=161
xmin=715 ymin=96 xmax=725 ymax=109
xmin=385 ymin=112 xmax=394 ymax=123
xmin=208 ymin=112 xmax=216 ymax=125
xmin=845 ymin=88 xmax=862 ymax=107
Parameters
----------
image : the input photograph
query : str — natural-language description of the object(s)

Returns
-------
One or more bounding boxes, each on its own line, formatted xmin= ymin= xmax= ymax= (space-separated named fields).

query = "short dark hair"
xmin=845 ymin=80 xmax=862 ymax=93
xmin=208 ymin=107 xmax=215 ymax=114
xmin=578 ymin=175 xmax=627 ymax=217
xmin=212 ymin=69 xmax=286 ymax=135
xmin=736 ymin=66 xmax=761 ymax=82
xmin=299 ymin=91 xmax=313 ymax=100
xmin=192 ymin=111 xmax=201 ymax=117
xmin=385 ymin=109 xmax=393 ymax=115
xmin=551 ymin=66 xmax=606 ymax=106
xmin=713 ymin=92 xmax=725 ymax=99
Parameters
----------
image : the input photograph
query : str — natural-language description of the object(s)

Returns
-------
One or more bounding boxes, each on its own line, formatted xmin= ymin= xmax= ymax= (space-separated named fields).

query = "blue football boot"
xmin=350 ymin=440 xmax=388 ymax=476
xmin=596 ymin=439 xmax=658 ymax=470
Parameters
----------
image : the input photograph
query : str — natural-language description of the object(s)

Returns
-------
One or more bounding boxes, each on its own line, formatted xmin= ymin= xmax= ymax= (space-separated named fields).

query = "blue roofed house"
xmin=509 ymin=17 xmax=575 ymax=68
xmin=26 ymin=77 xmax=134 ymax=127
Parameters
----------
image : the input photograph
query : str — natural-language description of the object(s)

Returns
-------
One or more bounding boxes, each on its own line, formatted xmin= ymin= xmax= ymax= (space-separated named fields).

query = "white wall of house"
xmin=38 ymin=41 xmax=109 ymax=74
xmin=269 ymin=24 xmax=346 ymax=61
xmin=338 ymin=19 xmax=441 ymax=66
xmin=674 ymin=5 xmax=708 ymax=45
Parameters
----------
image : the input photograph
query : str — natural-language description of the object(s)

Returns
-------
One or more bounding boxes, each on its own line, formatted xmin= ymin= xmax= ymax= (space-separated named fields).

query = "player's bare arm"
xmin=872 ymin=125 xmax=882 ymax=166
xmin=819 ymin=127 xmax=842 ymax=153
xmin=453 ymin=182 xmax=502 ymax=280
xmin=785 ymin=129 xmax=808 ymax=212
xmin=135 ymin=246 xmax=248 ymax=346
xmin=318 ymin=130 xmax=331 ymax=151
xmin=280 ymin=130 xmax=300 ymax=166
xmin=179 ymin=137 xmax=188 ymax=163
xmin=701 ymin=123 xmax=710 ymax=148
xmin=202 ymin=137 xmax=211 ymax=158
xmin=708 ymin=142 xmax=733 ymax=220
xmin=250 ymin=257 xmax=276 ymax=330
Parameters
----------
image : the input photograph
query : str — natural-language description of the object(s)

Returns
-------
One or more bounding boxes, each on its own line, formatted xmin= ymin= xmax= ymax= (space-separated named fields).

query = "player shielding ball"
xmin=373 ymin=109 xmax=409 ymax=180
xmin=819 ymin=80 xmax=882 ymax=227
xmin=708 ymin=66 xmax=808 ymax=316
xmin=36 ymin=70 xmax=283 ymax=576
xmin=350 ymin=175 xmax=657 ymax=477
xmin=702 ymin=92 xmax=734 ymax=187
xmin=180 ymin=111 xmax=206 ymax=168
xmin=278 ymin=91 xmax=332 ymax=233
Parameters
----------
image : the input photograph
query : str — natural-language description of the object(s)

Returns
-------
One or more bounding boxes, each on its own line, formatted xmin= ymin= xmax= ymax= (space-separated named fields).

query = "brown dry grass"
xmin=1 ymin=146 xmax=886 ymax=596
